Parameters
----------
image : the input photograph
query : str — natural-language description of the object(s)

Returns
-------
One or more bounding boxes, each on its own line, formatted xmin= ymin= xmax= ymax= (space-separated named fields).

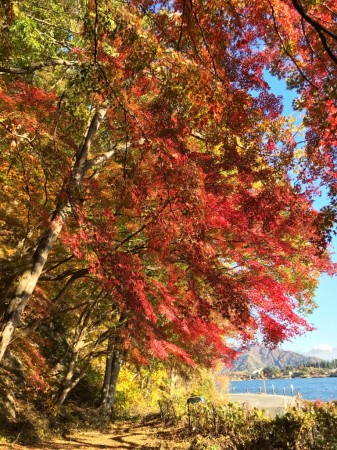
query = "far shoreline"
xmin=230 ymin=374 xmax=337 ymax=381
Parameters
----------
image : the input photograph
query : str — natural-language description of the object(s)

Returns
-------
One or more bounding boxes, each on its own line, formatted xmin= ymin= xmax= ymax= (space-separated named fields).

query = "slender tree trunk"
xmin=100 ymin=333 xmax=125 ymax=415
xmin=0 ymin=103 xmax=108 ymax=362
xmin=55 ymin=365 xmax=89 ymax=407
xmin=54 ymin=300 xmax=93 ymax=406
xmin=100 ymin=332 xmax=115 ymax=410
xmin=54 ymin=347 xmax=82 ymax=406
xmin=54 ymin=327 xmax=110 ymax=407
xmin=54 ymin=343 xmax=93 ymax=407
xmin=106 ymin=349 xmax=125 ymax=412
xmin=53 ymin=293 xmax=109 ymax=407
xmin=169 ymin=368 xmax=178 ymax=396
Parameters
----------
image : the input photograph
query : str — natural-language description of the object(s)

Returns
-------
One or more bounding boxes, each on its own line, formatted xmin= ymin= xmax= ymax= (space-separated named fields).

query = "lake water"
xmin=230 ymin=377 xmax=337 ymax=402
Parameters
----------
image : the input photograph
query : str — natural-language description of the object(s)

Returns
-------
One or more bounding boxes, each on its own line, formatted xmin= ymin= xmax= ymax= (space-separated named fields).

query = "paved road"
xmin=228 ymin=393 xmax=300 ymax=418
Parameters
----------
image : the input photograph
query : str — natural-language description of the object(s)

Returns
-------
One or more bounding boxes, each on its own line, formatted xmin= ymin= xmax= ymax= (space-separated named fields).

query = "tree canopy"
xmin=0 ymin=0 xmax=336 ymax=408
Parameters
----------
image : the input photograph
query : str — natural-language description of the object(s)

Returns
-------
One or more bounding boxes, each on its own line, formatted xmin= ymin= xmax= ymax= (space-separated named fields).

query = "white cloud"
xmin=304 ymin=345 xmax=337 ymax=360
xmin=313 ymin=344 xmax=333 ymax=352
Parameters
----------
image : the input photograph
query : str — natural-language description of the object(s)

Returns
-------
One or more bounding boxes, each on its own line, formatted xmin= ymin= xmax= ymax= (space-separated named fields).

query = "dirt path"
xmin=0 ymin=420 xmax=185 ymax=450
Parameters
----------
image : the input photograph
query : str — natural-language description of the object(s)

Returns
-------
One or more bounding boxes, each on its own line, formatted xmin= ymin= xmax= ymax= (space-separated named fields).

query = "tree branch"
xmin=291 ymin=0 xmax=337 ymax=42
xmin=40 ymin=268 xmax=89 ymax=282
xmin=43 ymin=256 xmax=74 ymax=274
xmin=94 ymin=0 xmax=99 ymax=64
xmin=291 ymin=0 xmax=337 ymax=65
xmin=113 ymin=199 xmax=170 ymax=251
xmin=85 ymin=146 xmax=118 ymax=171
xmin=0 ymin=58 xmax=78 ymax=75
xmin=267 ymin=0 xmax=317 ymax=88
xmin=73 ymin=102 xmax=109 ymax=182
xmin=21 ymin=269 xmax=89 ymax=336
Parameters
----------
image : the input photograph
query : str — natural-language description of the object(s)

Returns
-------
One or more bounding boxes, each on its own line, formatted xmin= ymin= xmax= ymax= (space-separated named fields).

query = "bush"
xmin=175 ymin=400 xmax=337 ymax=449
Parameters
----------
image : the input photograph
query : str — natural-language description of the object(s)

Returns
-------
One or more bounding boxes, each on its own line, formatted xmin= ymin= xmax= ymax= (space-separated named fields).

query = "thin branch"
xmin=301 ymin=18 xmax=332 ymax=75
xmin=176 ymin=0 xmax=186 ymax=51
xmin=0 ymin=58 xmax=78 ymax=75
xmin=43 ymin=256 xmax=74 ymax=274
xmin=113 ymin=199 xmax=170 ymax=251
xmin=21 ymin=269 xmax=89 ymax=336
xmin=40 ymin=267 xmax=88 ymax=281
xmin=267 ymin=0 xmax=317 ymax=88
xmin=291 ymin=0 xmax=337 ymax=65
xmin=84 ymin=146 xmax=118 ymax=171
xmin=191 ymin=0 xmax=220 ymax=81
xmin=321 ymin=4 xmax=337 ymax=19
xmin=24 ymin=12 xmax=79 ymax=34
xmin=291 ymin=0 xmax=337 ymax=42
xmin=94 ymin=0 xmax=99 ymax=64
xmin=301 ymin=18 xmax=316 ymax=62
xmin=114 ymin=224 xmax=147 ymax=250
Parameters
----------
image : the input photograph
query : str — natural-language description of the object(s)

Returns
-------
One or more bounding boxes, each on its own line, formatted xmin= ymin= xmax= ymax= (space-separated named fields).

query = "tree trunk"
xmin=54 ymin=348 xmax=82 ymax=406
xmin=55 ymin=365 xmax=88 ymax=407
xmin=0 ymin=103 xmax=108 ymax=362
xmin=100 ymin=335 xmax=125 ymax=415
xmin=54 ymin=299 xmax=93 ymax=406
xmin=105 ymin=349 xmax=125 ymax=414
xmin=0 ymin=213 xmax=69 ymax=361
xmin=100 ymin=332 xmax=115 ymax=410
xmin=54 ymin=343 xmax=92 ymax=407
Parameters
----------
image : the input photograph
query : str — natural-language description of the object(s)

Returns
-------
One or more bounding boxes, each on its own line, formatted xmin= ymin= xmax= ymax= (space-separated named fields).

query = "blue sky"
xmin=283 ymin=192 xmax=337 ymax=360
xmin=266 ymin=74 xmax=337 ymax=360
xmin=283 ymin=268 xmax=337 ymax=360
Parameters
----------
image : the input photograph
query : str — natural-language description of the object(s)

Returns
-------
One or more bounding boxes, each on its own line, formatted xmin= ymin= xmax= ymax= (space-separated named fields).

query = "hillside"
xmin=231 ymin=345 xmax=323 ymax=372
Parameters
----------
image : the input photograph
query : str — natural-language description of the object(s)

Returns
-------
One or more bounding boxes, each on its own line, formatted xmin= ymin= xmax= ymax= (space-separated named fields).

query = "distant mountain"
xmin=230 ymin=345 xmax=323 ymax=372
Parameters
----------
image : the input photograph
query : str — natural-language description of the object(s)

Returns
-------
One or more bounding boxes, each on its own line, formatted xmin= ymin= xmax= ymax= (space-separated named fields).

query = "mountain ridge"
xmin=230 ymin=345 xmax=323 ymax=372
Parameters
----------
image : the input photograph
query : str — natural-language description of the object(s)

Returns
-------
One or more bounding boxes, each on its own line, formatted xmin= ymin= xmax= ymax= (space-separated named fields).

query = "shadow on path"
xmin=0 ymin=421 xmax=164 ymax=449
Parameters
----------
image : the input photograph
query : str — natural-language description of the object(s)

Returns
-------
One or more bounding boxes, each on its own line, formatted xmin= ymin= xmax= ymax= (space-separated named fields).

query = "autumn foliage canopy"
xmin=0 ymin=0 xmax=336 ymax=377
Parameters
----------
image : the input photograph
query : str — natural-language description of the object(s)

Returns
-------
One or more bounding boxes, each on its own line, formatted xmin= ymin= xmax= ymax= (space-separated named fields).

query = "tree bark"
xmin=106 ymin=348 xmax=125 ymax=412
xmin=99 ymin=333 xmax=125 ymax=415
xmin=0 ymin=103 xmax=108 ymax=362
xmin=53 ymin=329 xmax=110 ymax=407
xmin=99 ymin=332 xmax=115 ymax=410
xmin=54 ymin=303 xmax=92 ymax=406
xmin=0 ymin=58 xmax=78 ymax=74
xmin=100 ymin=348 xmax=125 ymax=414
xmin=54 ymin=365 xmax=88 ymax=407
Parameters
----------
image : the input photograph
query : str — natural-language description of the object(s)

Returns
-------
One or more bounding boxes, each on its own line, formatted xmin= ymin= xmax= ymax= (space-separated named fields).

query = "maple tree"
xmin=0 ymin=0 xmax=336 ymax=411
xmin=247 ymin=0 xmax=337 ymax=236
